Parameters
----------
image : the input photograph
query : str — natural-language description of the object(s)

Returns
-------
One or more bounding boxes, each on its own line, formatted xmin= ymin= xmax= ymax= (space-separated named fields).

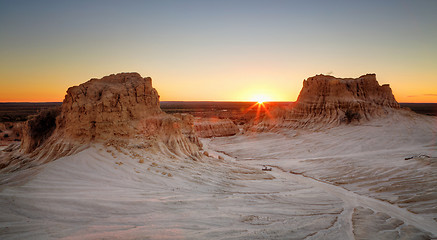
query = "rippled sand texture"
xmin=209 ymin=113 xmax=437 ymax=239
xmin=0 ymin=113 xmax=435 ymax=239
xmin=1 ymin=146 xmax=349 ymax=239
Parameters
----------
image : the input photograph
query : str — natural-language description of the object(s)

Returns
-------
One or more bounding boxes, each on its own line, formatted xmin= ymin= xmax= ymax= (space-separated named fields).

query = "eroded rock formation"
xmin=194 ymin=118 xmax=239 ymax=138
xmin=57 ymin=73 xmax=161 ymax=141
xmin=1 ymin=73 xmax=201 ymax=172
xmin=253 ymin=74 xmax=400 ymax=130
xmin=20 ymin=107 xmax=60 ymax=153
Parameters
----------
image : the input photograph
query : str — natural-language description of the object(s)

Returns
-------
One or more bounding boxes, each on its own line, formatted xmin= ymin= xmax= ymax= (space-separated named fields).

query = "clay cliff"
xmin=252 ymin=74 xmax=400 ymax=130
xmin=56 ymin=73 xmax=161 ymax=141
xmin=1 ymin=73 xmax=201 ymax=172
xmin=194 ymin=118 xmax=239 ymax=138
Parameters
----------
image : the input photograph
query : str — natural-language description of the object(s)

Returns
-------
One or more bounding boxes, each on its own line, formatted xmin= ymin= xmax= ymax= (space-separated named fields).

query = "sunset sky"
xmin=0 ymin=0 xmax=436 ymax=103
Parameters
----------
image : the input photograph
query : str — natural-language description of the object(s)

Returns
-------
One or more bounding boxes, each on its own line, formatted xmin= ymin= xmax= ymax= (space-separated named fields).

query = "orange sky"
xmin=1 ymin=1 xmax=436 ymax=103
xmin=1 ymin=67 xmax=435 ymax=103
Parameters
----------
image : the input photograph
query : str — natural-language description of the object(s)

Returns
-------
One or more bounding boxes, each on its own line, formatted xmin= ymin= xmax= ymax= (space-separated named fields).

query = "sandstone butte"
xmin=251 ymin=74 xmax=401 ymax=131
xmin=1 ymin=73 xmax=201 ymax=172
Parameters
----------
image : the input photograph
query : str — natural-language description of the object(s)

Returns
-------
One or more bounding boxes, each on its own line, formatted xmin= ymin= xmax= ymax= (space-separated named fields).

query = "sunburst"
xmin=242 ymin=95 xmax=274 ymax=123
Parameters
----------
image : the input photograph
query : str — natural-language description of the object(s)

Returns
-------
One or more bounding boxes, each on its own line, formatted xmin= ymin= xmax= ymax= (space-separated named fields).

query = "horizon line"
xmin=1 ymin=101 xmax=436 ymax=104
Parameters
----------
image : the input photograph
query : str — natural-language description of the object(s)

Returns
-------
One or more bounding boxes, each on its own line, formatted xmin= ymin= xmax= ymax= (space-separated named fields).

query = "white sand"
xmin=209 ymin=112 xmax=437 ymax=239
xmin=0 ymin=112 xmax=436 ymax=239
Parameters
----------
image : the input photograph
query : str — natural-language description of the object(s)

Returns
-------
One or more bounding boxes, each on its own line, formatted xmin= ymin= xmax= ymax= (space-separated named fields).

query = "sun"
xmin=243 ymin=94 xmax=274 ymax=121
xmin=251 ymin=95 xmax=271 ymax=104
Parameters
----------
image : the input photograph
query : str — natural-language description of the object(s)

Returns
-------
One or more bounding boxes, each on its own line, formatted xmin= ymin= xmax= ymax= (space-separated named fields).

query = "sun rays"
xmin=242 ymin=100 xmax=273 ymax=123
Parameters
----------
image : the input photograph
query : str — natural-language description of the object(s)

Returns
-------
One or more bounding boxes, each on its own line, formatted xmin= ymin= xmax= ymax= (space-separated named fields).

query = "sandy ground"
xmin=208 ymin=113 xmax=437 ymax=239
xmin=0 ymin=113 xmax=436 ymax=239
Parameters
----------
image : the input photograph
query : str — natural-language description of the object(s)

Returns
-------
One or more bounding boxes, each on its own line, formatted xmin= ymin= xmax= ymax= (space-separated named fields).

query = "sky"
xmin=0 ymin=0 xmax=436 ymax=103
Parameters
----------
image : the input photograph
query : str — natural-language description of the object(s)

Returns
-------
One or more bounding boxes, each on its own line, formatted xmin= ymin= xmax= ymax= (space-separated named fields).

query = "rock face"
xmin=57 ymin=73 xmax=162 ymax=141
xmin=254 ymin=74 xmax=400 ymax=130
xmin=171 ymin=113 xmax=202 ymax=147
xmin=2 ymin=73 xmax=201 ymax=172
xmin=54 ymin=73 xmax=202 ymax=155
xmin=20 ymin=107 xmax=60 ymax=153
xmin=194 ymin=118 xmax=239 ymax=138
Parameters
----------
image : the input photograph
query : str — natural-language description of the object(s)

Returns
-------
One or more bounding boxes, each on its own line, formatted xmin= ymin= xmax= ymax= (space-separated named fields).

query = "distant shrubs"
xmin=1 ymin=114 xmax=28 ymax=122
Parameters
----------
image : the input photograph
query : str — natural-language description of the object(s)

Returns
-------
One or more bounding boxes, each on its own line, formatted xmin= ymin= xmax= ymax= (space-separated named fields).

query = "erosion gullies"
xmin=0 ymin=145 xmax=349 ymax=239
xmin=0 ymin=73 xmax=201 ymax=172
xmin=252 ymin=74 xmax=401 ymax=131
xmin=209 ymin=111 xmax=437 ymax=238
xmin=194 ymin=117 xmax=239 ymax=138
xmin=20 ymin=107 xmax=60 ymax=153
xmin=57 ymin=72 xmax=162 ymax=142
